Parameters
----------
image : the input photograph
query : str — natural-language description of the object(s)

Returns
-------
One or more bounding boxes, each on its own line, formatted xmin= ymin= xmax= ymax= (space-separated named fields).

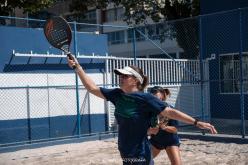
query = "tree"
xmin=0 ymin=0 xmax=55 ymax=16
xmin=69 ymin=0 xmax=200 ymax=59
xmin=68 ymin=0 xmax=108 ymax=22
xmin=159 ymin=0 xmax=200 ymax=59
xmin=0 ymin=0 xmax=200 ymax=58
xmin=112 ymin=0 xmax=200 ymax=59
xmin=0 ymin=0 xmax=56 ymax=25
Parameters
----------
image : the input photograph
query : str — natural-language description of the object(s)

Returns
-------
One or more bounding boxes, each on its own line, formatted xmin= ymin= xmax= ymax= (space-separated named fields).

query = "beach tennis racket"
xmin=44 ymin=16 xmax=75 ymax=65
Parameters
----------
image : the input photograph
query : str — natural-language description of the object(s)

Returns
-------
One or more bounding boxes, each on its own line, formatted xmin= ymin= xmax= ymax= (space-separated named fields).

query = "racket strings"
xmin=44 ymin=17 xmax=72 ymax=49
xmin=50 ymin=25 xmax=68 ymax=45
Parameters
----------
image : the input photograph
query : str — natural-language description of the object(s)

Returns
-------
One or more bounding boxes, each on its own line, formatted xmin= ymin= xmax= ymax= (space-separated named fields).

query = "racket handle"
xmin=67 ymin=53 xmax=76 ymax=69
xmin=67 ymin=53 xmax=74 ymax=60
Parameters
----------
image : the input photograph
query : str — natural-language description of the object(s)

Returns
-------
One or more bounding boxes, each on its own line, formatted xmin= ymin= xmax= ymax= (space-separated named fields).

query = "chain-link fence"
xmin=0 ymin=7 xmax=248 ymax=147
xmin=200 ymin=8 xmax=248 ymax=136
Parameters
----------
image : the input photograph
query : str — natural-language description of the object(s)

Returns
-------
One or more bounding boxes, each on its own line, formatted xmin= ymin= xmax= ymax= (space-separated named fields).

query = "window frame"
xmin=219 ymin=52 xmax=248 ymax=94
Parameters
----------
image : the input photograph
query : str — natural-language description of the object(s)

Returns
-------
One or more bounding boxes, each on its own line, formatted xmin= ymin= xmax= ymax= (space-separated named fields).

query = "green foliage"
xmin=107 ymin=0 xmax=200 ymax=24
xmin=112 ymin=0 xmax=200 ymax=59
xmin=0 ymin=0 xmax=200 ymax=58
xmin=67 ymin=0 xmax=200 ymax=59
xmin=69 ymin=0 xmax=108 ymax=16
xmin=0 ymin=0 xmax=55 ymax=16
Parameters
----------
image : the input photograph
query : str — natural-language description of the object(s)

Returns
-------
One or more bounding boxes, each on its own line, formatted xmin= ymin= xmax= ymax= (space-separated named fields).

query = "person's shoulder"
xmin=100 ymin=87 xmax=122 ymax=92
xmin=131 ymin=92 xmax=155 ymax=99
xmin=135 ymin=92 xmax=156 ymax=98
xmin=100 ymin=87 xmax=123 ymax=98
xmin=112 ymin=88 xmax=123 ymax=92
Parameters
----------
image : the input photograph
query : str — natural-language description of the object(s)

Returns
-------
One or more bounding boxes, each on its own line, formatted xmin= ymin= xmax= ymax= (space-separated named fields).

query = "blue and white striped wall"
xmin=0 ymin=72 xmax=107 ymax=144
xmin=0 ymin=25 xmax=109 ymax=145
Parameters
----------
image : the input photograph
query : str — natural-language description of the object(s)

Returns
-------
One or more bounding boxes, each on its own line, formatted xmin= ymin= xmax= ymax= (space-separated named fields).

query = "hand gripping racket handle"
xmin=66 ymin=53 xmax=76 ymax=70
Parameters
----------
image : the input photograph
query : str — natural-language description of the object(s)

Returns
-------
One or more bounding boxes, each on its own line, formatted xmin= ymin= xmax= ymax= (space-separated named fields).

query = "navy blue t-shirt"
xmin=100 ymin=87 xmax=167 ymax=163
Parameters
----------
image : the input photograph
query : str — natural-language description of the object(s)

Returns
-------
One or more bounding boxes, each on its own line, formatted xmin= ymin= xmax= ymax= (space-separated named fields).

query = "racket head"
xmin=44 ymin=16 xmax=72 ymax=53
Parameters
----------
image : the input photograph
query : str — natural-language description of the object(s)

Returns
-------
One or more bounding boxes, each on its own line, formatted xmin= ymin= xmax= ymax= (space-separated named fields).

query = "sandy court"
xmin=1 ymin=137 xmax=248 ymax=165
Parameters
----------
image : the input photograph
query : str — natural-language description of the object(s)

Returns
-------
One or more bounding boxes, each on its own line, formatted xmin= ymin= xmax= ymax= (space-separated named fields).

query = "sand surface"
xmin=1 ymin=138 xmax=248 ymax=165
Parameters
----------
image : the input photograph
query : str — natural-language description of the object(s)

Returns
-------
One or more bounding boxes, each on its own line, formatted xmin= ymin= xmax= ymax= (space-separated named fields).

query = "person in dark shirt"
xmin=148 ymin=86 xmax=181 ymax=165
xmin=67 ymin=56 xmax=217 ymax=165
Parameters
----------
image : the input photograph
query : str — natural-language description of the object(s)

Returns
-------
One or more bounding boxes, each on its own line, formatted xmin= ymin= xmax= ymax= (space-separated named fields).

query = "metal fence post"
xmin=132 ymin=28 xmax=137 ymax=65
xmin=199 ymin=16 xmax=206 ymax=135
xmin=26 ymin=85 xmax=31 ymax=142
xmin=239 ymin=9 xmax=245 ymax=138
xmin=73 ymin=21 xmax=81 ymax=137
xmin=46 ymin=75 xmax=51 ymax=138
xmin=87 ymin=92 xmax=91 ymax=134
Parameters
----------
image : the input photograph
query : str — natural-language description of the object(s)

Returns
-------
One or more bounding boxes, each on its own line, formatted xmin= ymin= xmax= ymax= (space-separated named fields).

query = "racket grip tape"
xmin=67 ymin=53 xmax=76 ymax=69
xmin=67 ymin=53 xmax=74 ymax=60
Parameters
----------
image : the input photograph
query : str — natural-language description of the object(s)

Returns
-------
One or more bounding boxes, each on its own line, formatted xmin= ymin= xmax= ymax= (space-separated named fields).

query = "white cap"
xmin=114 ymin=66 xmax=143 ymax=84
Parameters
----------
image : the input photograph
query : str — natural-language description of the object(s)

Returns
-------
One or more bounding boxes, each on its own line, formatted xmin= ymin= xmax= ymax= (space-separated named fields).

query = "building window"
xmin=85 ymin=10 xmax=96 ymax=22
xmin=116 ymin=7 xmax=125 ymax=21
xmin=107 ymin=31 xmax=125 ymax=45
xmin=65 ymin=10 xmax=96 ymax=24
xmin=127 ymin=27 xmax=146 ymax=43
xmin=106 ymin=9 xmax=115 ymax=22
xmin=105 ymin=7 xmax=125 ymax=22
xmin=147 ymin=24 xmax=160 ymax=40
xmin=219 ymin=53 xmax=248 ymax=94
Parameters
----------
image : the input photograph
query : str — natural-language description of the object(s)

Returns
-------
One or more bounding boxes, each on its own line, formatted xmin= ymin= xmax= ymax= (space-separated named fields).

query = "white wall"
xmin=0 ymin=73 xmax=105 ymax=120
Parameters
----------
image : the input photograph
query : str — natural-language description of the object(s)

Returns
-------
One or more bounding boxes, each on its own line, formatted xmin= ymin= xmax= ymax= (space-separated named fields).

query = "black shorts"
xmin=150 ymin=138 xmax=180 ymax=150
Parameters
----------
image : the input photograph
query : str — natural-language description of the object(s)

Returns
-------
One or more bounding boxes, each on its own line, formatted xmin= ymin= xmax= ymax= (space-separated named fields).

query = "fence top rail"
xmin=0 ymin=15 xmax=131 ymax=29
xmin=13 ymin=51 xmax=199 ymax=62
xmin=0 ymin=15 xmax=46 ymax=22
